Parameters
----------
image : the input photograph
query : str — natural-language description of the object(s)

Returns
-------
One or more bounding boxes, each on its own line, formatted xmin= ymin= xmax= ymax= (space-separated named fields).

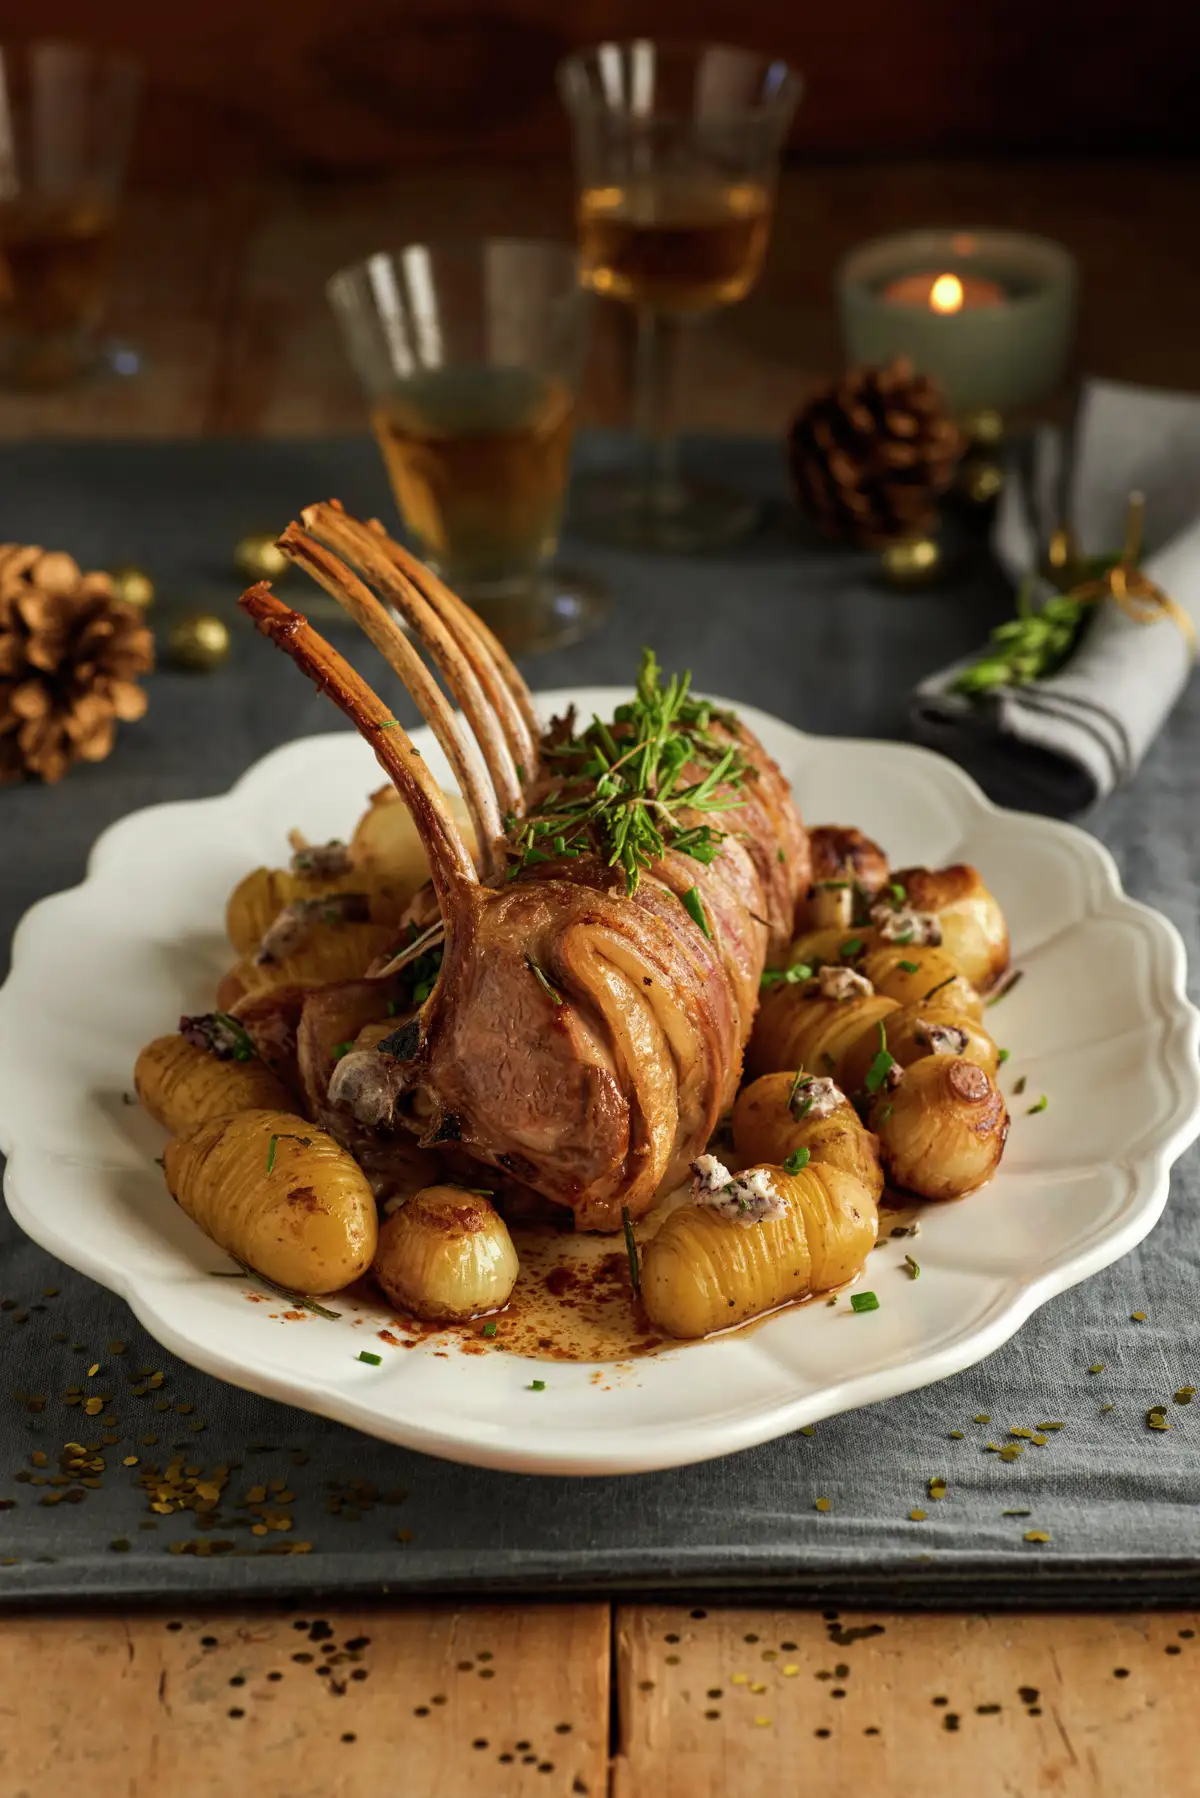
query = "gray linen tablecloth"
xmin=1 ymin=434 xmax=1197 ymax=1608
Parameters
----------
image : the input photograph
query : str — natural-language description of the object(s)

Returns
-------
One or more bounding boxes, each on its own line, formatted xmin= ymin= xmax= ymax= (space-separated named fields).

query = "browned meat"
xmin=240 ymin=504 xmax=809 ymax=1231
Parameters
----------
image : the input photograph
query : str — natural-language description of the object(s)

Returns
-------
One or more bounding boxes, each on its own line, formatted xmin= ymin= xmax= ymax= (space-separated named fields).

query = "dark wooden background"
xmin=2 ymin=0 xmax=1197 ymax=180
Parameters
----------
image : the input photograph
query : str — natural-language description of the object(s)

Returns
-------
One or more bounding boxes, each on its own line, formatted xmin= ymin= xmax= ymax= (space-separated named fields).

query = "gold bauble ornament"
xmin=958 ymin=407 xmax=1004 ymax=447
xmin=958 ymin=453 xmax=1005 ymax=506
xmin=880 ymin=534 xmax=943 ymax=588
xmin=235 ymin=532 xmax=289 ymax=583
xmin=168 ymin=613 xmax=230 ymax=671
xmin=109 ymin=563 xmax=156 ymax=610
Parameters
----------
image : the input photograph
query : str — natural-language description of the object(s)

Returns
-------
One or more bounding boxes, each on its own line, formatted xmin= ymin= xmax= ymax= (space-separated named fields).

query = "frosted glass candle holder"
xmin=837 ymin=228 xmax=1077 ymax=419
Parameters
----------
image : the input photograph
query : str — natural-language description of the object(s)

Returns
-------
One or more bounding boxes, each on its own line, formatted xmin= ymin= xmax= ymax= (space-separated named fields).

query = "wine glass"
xmin=0 ymin=42 xmax=142 ymax=389
xmin=558 ymin=40 xmax=800 ymax=552
xmin=329 ymin=238 xmax=609 ymax=653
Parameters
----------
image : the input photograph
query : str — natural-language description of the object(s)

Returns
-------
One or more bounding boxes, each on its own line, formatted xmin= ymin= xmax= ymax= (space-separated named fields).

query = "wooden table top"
xmin=2 ymin=156 xmax=1197 ymax=1792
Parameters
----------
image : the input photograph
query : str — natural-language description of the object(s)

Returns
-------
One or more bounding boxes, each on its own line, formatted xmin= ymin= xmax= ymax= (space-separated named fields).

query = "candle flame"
xmin=930 ymin=273 xmax=964 ymax=314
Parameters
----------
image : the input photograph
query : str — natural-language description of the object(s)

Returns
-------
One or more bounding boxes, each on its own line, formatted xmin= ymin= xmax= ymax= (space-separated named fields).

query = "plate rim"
xmin=3 ymin=691 xmax=1199 ymax=1477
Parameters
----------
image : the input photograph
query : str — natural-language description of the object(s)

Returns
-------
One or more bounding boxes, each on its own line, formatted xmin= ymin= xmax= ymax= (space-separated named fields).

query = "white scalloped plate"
xmin=2 ymin=690 xmax=1198 ymax=1476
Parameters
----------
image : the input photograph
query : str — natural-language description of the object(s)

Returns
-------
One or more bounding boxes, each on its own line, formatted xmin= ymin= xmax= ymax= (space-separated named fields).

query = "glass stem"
xmin=634 ymin=308 xmax=686 ymax=514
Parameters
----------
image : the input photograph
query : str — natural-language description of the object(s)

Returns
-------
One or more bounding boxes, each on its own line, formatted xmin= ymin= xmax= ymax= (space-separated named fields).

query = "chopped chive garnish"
xmin=529 ymin=1379 xmax=546 ymax=1392
xmin=357 ymin=1351 xmax=382 ymax=1366
xmin=924 ymin=974 xmax=956 ymax=1001
xmin=997 ymin=1047 xmax=1010 ymax=1063
xmin=376 ymin=719 xmax=400 ymax=731
xmin=1013 ymin=1074 xmax=1027 ymax=1095
xmin=332 ymin=1041 xmax=354 ymax=1060
xmin=889 ymin=882 xmax=907 ymax=903
xmin=839 ymin=936 xmax=864 ymax=958
xmin=783 ymin=1147 xmax=810 ymax=1175
xmin=777 ymin=847 xmax=787 ymax=864
xmin=682 ymin=885 xmax=712 ymax=940
xmin=622 ymin=1206 xmax=641 ymax=1297
xmin=864 ymin=1021 xmax=896 ymax=1095
xmin=760 ymin=960 xmax=812 ymax=990
xmin=526 ymin=955 xmax=564 ymax=1006
xmin=904 ymin=1255 xmax=920 ymax=1280
xmin=876 ymin=1102 xmax=894 ymax=1124
xmin=515 ymin=762 xmax=527 ymax=783
xmin=897 ymin=959 xmax=920 ymax=974
xmin=266 ymin=1130 xmax=311 ymax=1172
xmin=482 ymin=1322 xmax=498 ymax=1339
xmin=986 ymin=968 xmax=1024 ymax=1006
xmin=850 ymin=1291 xmax=880 ymax=1314
xmin=1027 ymin=1093 xmax=1048 ymax=1114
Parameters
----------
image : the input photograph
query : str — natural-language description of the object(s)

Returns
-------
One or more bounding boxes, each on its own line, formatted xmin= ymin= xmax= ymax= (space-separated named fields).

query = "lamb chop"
xmin=240 ymin=503 xmax=809 ymax=1230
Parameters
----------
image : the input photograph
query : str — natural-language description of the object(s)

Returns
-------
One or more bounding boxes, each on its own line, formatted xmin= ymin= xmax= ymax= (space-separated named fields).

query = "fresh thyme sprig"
xmin=504 ymin=649 xmax=750 ymax=896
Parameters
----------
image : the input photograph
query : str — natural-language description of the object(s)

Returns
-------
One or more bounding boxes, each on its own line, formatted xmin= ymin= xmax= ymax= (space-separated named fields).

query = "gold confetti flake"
xmin=974 ymin=1413 xmax=991 ymax=1424
xmin=753 ymin=1715 xmax=772 ymax=1727
xmin=1009 ymin=1427 xmax=1035 ymax=1440
xmin=1131 ymin=1312 xmax=1147 ymax=1323
xmin=1023 ymin=1530 xmax=1051 ymax=1543
xmin=909 ymin=1508 xmax=927 ymax=1522
xmin=750 ymin=1682 xmax=767 ymax=1694
xmin=1174 ymin=1387 xmax=1196 ymax=1405
xmin=948 ymin=1430 xmax=964 ymax=1440
xmin=928 ymin=1478 xmax=947 ymax=1500
xmin=1088 ymin=1364 xmax=1105 ymax=1375
xmin=781 ymin=1664 xmax=800 ymax=1678
xmin=87 ymin=1364 xmax=100 ymax=1378
xmin=731 ymin=1674 xmax=749 ymax=1686
xmin=1147 ymin=1407 xmax=1171 ymax=1432
xmin=814 ymin=1497 xmax=832 ymax=1513
xmin=1032 ymin=1434 xmax=1049 ymax=1447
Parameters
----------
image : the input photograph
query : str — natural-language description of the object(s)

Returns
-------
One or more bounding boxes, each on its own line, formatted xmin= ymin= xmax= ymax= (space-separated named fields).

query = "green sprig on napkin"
xmin=953 ymin=555 xmax=1120 ymax=695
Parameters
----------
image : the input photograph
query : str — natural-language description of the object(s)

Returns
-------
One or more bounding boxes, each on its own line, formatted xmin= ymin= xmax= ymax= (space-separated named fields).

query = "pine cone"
xmin=0 ymin=545 xmax=154 ymax=784
xmin=788 ymin=359 xmax=962 ymax=547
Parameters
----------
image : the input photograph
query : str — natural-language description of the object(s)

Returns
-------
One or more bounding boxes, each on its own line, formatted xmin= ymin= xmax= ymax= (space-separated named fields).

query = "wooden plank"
xmin=0 ymin=1602 xmax=610 ymax=1797
xmin=614 ymin=1605 xmax=1200 ymax=1797
xmin=209 ymin=159 xmax=1200 ymax=442
xmin=3 ymin=0 xmax=1198 ymax=173
xmin=0 ymin=185 xmax=259 ymax=440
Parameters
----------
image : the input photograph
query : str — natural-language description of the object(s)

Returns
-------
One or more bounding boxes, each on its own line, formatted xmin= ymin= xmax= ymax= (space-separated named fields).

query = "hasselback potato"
xmin=867 ymin=1054 xmax=1009 ymax=1199
xmin=135 ymin=1029 xmax=292 ymax=1135
xmin=216 ymin=921 xmax=399 ymax=1010
xmin=731 ymin=1071 xmax=883 ymax=1203
xmin=163 ymin=1108 xmax=378 ymax=1293
xmin=748 ymin=970 xmax=897 ymax=1086
xmin=641 ymin=1157 xmax=877 ymax=1339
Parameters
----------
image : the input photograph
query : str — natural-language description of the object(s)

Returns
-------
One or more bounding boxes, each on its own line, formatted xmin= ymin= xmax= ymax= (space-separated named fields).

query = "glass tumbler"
xmin=329 ymin=239 xmax=608 ymax=654
xmin=558 ymin=40 xmax=800 ymax=552
xmin=0 ymin=41 xmax=142 ymax=388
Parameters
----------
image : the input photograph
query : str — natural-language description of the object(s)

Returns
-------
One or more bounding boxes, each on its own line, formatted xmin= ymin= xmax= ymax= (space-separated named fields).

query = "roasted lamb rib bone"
xmin=358 ymin=507 xmax=542 ymax=784
xmin=239 ymin=583 xmax=478 ymax=913
xmin=293 ymin=504 xmax=524 ymax=821
xmin=271 ymin=530 xmax=505 ymax=881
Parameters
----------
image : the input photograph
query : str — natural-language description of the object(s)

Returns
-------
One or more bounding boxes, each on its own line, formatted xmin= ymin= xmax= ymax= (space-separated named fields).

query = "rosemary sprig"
xmin=504 ymin=649 xmax=749 ymax=896
xmin=209 ymin=1259 xmax=341 ymax=1321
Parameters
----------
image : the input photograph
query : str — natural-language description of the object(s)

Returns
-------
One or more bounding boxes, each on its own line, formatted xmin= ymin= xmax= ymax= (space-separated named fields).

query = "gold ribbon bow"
xmin=1048 ymin=493 xmax=1196 ymax=659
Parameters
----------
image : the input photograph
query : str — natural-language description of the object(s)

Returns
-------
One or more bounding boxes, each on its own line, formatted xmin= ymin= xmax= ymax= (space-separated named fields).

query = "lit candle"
xmin=838 ymin=230 xmax=1076 ymax=414
xmin=881 ymin=270 xmax=1008 ymax=311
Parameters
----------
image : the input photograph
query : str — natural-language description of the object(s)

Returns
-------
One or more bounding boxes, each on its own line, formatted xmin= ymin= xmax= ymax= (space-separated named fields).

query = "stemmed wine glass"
xmin=558 ymin=40 xmax=801 ymax=552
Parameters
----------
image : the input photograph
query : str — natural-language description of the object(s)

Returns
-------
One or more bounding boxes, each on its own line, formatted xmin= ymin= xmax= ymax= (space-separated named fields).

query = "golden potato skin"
xmin=641 ymin=1163 xmax=877 ymax=1340
xmin=163 ymin=1109 xmax=377 ymax=1294
xmin=134 ymin=1034 xmax=292 ymax=1136
xmin=882 ymin=1003 xmax=999 ymax=1078
xmin=225 ymin=865 xmax=374 ymax=957
xmin=869 ymin=1055 xmax=1009 ymax=1200
xmin=892 ymin=864 xmax=1010 ymax=991
xmin=731 ymin=1072 xmax=883 ymax=1204
xmin=748 ymin=985 xmax=897 ymax=1085
xmin=859 ymin=945 xmax=982 ymax=1019
xmin=641 ymin=1177 xmax=812 ymax=1339
xmin=217 ymin=922 xmax=398 ymax=1010
xmin=373 ymin=1185 xmax=518 ymax=1322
